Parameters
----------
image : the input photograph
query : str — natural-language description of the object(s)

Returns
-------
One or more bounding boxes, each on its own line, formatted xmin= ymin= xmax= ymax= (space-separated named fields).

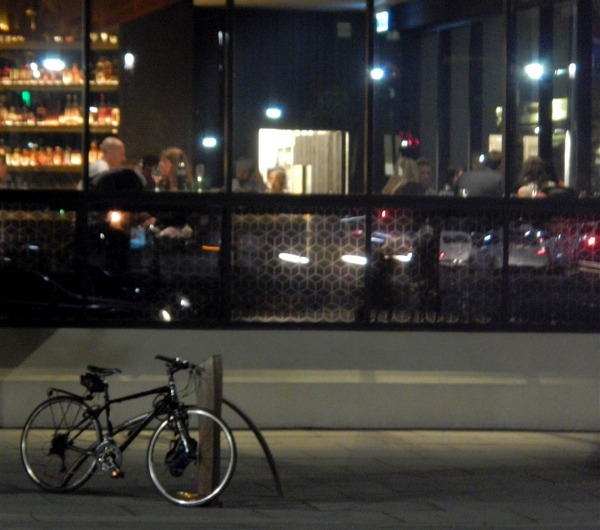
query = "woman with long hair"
xmin=158 ymin=147 xmax=192 ymax=191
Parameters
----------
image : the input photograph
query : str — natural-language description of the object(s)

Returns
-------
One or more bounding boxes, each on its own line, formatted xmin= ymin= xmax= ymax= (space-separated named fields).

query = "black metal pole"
xmin=501 ymin=0 xmax=518 ymax=325
xmin=364 ymin=0 xmax=374 ymax=197
xmin=574 ymin=0 xmax=592 ymax=194
xmin=219 ymin=0 xmax=234 ymax=323
xmin=538 ymin=3 xmax=554 ymax=164
xmin=82 ymin=0 xmax=91 ymax=190
xmin=223 ymin=0 xmax=234 ymax=194
xmin=503 ymin=0 xmax=518 ymax=197
xmin=362 ymin=0 xmax=375 ymax=324
xmin=76 ymin=0 xmax=92 ymax=318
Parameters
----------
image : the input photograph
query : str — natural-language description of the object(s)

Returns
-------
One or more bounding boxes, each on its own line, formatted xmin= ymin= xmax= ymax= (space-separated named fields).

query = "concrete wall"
xmin=1 ymin=328 xmax=598 ymax=430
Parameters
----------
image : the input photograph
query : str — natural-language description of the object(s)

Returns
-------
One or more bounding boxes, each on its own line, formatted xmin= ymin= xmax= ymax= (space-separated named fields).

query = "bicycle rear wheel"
xmin=21 ymin=396 xmax=101 ymax=492
xmin=147 ymin=407 xmax=236 ymax=506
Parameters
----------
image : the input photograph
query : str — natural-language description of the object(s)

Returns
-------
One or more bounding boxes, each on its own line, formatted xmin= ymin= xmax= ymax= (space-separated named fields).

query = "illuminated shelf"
xmin=0 ymin=38 xmax=119 ymax=189
xmin=0 ymin=82 xmax=119 ymax=92
xmin=0 ymin=41 xmax=118 ymax=52
xmin=9 ymin=165 xmax=83 ymax=174
xmin=0 ymin=124 xmax=118 ymax=133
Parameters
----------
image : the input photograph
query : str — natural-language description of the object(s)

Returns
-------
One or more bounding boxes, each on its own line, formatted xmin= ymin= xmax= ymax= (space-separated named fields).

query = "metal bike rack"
xmin=222 ymin=396 xmax=283 ymax=497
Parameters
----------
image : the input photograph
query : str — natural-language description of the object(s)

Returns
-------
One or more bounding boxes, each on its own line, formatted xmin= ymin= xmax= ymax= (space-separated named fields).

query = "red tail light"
xmin=536 ymin=247 xmax=546 ymax=256
xmin=586 ymin=235 xmax=597 ymax=248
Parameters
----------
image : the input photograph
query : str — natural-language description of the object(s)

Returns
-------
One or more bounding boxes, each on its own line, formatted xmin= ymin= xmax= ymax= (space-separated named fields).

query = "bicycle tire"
xmin=147 ymin=407 xmax=237 ymax=506
xmin=21 ymin=396 xmax=102 ymax=492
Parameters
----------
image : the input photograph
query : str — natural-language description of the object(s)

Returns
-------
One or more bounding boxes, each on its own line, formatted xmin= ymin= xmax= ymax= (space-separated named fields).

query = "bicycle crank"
xmin=95 ymin=439 xmax=124 ymax=478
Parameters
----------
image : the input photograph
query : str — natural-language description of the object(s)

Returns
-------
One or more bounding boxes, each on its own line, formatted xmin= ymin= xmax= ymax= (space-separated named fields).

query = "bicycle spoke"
xmin=147 ymin=408 xmax=236 ymax=506
xmin=21 ymin=397 xmax=101 ymax=492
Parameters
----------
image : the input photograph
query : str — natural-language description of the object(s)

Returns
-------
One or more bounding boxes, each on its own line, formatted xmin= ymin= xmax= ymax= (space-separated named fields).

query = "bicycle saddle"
xmin=86 ymin=365 xmax=122 ymax=377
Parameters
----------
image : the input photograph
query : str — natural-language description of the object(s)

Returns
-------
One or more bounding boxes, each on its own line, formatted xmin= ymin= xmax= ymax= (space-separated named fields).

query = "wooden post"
xmin=195 ymin=355 xmax=223 ymax=497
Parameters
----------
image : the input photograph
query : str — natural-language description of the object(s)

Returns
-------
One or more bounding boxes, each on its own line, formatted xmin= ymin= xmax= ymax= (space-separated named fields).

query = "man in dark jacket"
xmin=457 ymin=151 xmax=503 ymax=197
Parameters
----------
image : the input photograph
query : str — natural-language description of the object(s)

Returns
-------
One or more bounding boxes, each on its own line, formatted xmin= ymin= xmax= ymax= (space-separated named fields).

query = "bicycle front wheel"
xmin=21 ymin=396 xmax=101 ymax=492
xmin=147 ymin=407 xmax=237 ymax=506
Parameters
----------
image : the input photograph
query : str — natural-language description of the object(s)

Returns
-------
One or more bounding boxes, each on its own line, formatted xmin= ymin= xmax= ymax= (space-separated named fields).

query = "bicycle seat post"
xmin=101 ymin=380 xmax=116 ymax=438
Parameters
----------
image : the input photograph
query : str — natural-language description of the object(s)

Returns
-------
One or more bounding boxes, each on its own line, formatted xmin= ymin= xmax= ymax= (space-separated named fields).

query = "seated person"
xmin=90 ymin=136 xmax=122 ymax=174
xmin=232 ymin=157 xmax=266 ymax=192
xmin=267 ymin=167 xmax=287 ymax=193
xmin=457 ymin=151 xmax=503 ymax=197
xmin=82 ymin=136 xmax=145 ymax=189
xmin=156 ymin=147 xmax=193 ymax=191
xmin=136 ymin=154 xmax=159 ymax=190
xmin=141 ymin=147 xmax=194 ymax=238
xmin=91 ymin=168 xmax=144 ymax=192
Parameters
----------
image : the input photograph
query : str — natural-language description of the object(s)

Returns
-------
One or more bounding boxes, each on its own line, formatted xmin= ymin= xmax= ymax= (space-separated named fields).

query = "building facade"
xmin=0 ymin=0 xmax=598 ymax=429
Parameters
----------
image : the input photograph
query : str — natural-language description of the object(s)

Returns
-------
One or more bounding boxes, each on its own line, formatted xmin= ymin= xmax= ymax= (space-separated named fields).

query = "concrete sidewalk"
xmin=1 ymin=429 xmax=599 ymax=529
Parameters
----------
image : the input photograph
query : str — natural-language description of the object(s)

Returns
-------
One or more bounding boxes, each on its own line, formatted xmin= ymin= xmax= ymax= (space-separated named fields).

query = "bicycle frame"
xmin=49 ymin=383 xmax=174 ymax=454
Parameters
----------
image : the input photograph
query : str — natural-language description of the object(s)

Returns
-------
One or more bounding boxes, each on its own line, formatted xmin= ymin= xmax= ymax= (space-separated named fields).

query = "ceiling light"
xmin=202 ymin=136 xmax=218 ymax=148
xmin=370 ymin=67 xmax=385 ymax=81
xmin=266 ymin=107 xmax=282 ymax=119
xmin=524 ymin=63 xmax=544 ymax=80
xmin=42 ymin=58 xmax=65 ymax=71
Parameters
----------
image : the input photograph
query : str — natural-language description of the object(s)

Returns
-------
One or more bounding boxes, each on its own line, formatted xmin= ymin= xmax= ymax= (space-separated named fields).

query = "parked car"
xmin=542 ymin=230 xmax=579 ymax=271
xmin=438 ymin=230 xmax=472 ymax=267
xmin=0 ymin=259 xmax=145 ymax=323
xmin=541 ymin=219 xmax=600 ymax=273
xmin=576 ymin=221 xmax=600 ymax=271
xmin=339 ymin=215 xmax=416 ymax=267
xmin=469 ymin=225 xmax=551 ymax=270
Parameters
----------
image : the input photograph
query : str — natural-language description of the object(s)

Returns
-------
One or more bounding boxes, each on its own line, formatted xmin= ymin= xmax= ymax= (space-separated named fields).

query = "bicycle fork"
xmin=165 ymin=410 xmax=198 ymax=477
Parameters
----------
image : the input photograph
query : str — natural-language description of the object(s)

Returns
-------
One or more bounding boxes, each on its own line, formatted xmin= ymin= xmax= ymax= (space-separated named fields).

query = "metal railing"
xmin=0 ymin=190 xmax=598 ymax=332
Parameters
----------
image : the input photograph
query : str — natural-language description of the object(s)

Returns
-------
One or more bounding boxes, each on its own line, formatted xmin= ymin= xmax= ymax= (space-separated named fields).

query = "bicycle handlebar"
xmin=155 ymin=355 xmax=197 ymax=372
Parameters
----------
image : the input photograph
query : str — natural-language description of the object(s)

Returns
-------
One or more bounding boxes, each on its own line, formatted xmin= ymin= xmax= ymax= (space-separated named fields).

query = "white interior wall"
xmin=1 ymin=328 xmax=598 ymax=430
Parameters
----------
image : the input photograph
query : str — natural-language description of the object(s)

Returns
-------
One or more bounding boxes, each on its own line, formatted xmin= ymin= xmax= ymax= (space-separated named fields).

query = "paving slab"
xmin=1 ymin=429 xmax=598 ymax=530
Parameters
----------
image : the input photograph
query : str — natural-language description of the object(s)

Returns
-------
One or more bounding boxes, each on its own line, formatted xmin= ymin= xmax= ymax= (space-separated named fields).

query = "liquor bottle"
xmin=89 ymin=140 xmax=100 ymax=162
xmin=62 ymin=94 xmax=72 ymax=124
xmin=0 ymin=96 xmax=8 ymax=124
xmin=98 ymin=94 xmax=110 ymax=124
xmin=63 ymin=147 xmax=72 ymax=165
xmin=71 ymin=94 xmax=82 ymax=124
xmin=70 ymin=150 xmax=82 ymax=165
xmin=110 ymin=106 xmax=119 ymax=126
xmin=53 ymin=146 xmax=63 ymax=166
xmin=35 ymin=101 xmax=47 ymax=123
xmin=70 ymin=64 xmax=82 ymax=84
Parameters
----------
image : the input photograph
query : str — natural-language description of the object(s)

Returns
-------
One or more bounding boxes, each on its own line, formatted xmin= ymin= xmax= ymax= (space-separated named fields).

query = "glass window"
xmin=0 ymin=0 xmax=592 ymax=197
xmin=224 ymin=4 xmax=364 ymax=194
xmin=0 ymin=1 xmax=130 ymax=191
xmin=375 ymin=10 xmax=507 ymax=197
xmin=513 ymin=1 xmax=578 ymax=195
xmin=375 ymin=0 xmax=592 ymax=198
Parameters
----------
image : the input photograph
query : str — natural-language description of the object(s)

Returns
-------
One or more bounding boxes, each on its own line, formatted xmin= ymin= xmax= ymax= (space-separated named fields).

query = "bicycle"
xmin=20 ymin=354 xmax=237 ymax=507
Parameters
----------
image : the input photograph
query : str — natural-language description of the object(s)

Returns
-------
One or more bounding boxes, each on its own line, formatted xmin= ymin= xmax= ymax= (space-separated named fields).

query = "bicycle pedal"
xmin=111 ymin=469 xmax=125 ymax=479
xmin=176 ymin=492 xmax=222 ymax=507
